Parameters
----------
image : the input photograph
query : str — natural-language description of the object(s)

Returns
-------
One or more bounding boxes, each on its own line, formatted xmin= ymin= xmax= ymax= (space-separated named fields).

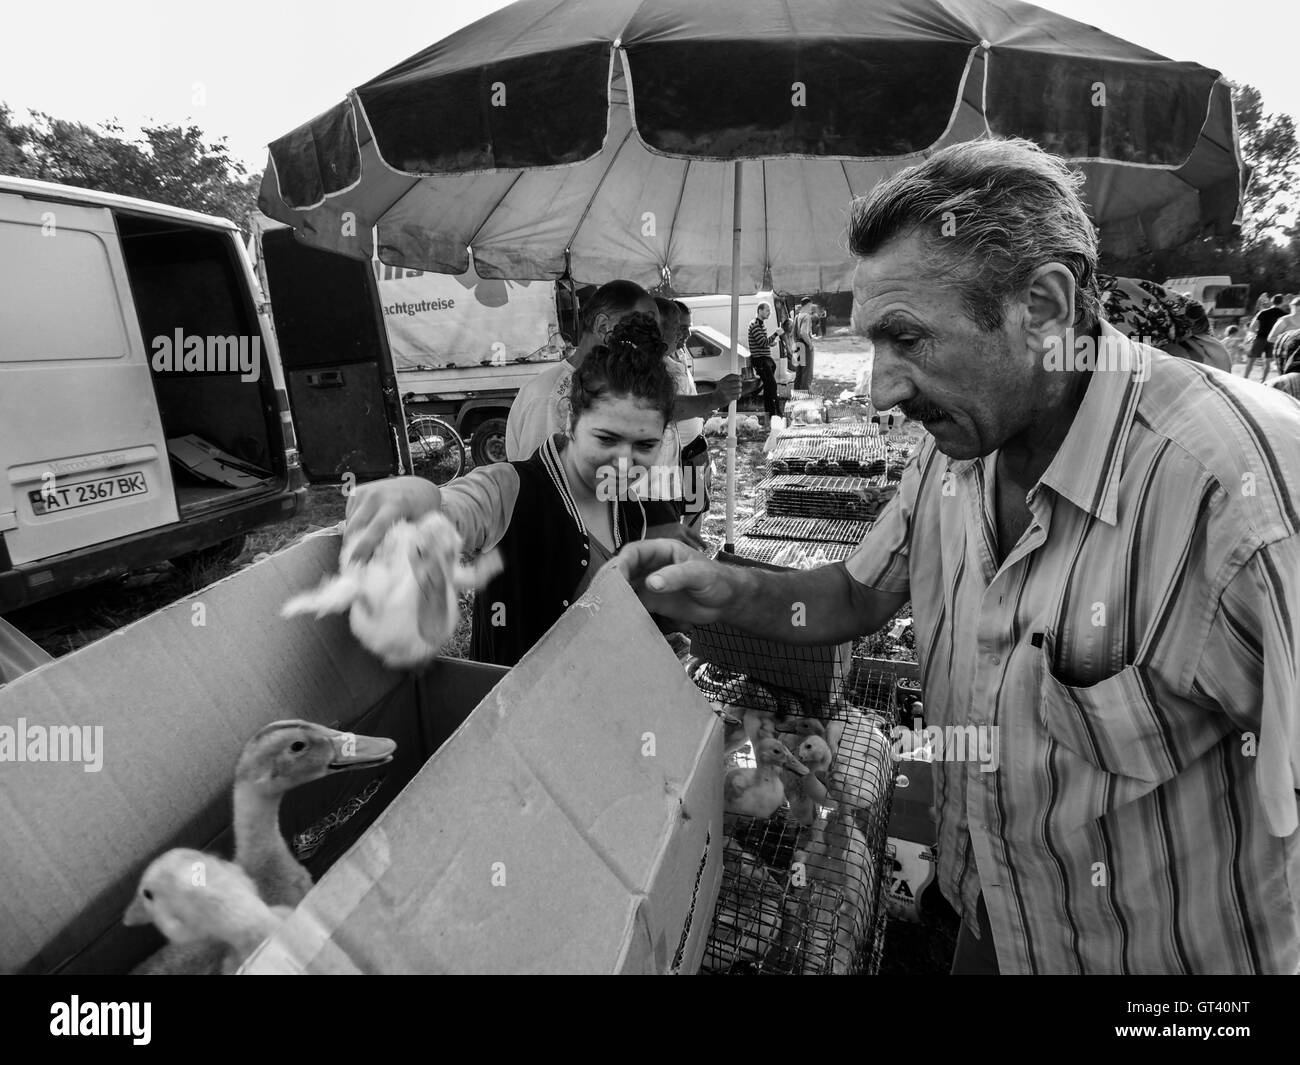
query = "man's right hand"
xmin=712 ymin=374 xmax=743 ymax=406
xmin=607 ymin=539 xmax=738 ymax=625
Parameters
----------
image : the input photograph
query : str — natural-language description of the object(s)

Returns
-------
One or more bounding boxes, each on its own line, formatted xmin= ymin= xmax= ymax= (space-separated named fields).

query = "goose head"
xmin=234 ymin=720 xmax=396 ymax=797
xmin=796 ymin=735 xmax=834 ymax=774
xmin=752 ymin=737 xmax=809 ymax=774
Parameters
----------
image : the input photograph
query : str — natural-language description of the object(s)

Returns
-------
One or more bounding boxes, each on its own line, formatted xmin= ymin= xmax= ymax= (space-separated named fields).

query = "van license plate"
xmin=29 ymin=472 xmax=148 ymax=515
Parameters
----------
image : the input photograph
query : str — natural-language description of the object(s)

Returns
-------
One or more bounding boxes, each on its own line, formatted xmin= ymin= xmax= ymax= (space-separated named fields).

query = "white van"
xmin=678 ymin=291 xmax=785 ymax=380
xmin=0 ymin=178 xmax=415 ymax=612
xmin=678 ymin=291 xmax=791 ymax=408
xmin=1163 ymin=276 xmax=1251 ymax=323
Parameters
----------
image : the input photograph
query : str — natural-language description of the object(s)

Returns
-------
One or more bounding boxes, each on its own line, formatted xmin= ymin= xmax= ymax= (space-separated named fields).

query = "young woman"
xmin=343 ymin=316 xmax=700 ymax=666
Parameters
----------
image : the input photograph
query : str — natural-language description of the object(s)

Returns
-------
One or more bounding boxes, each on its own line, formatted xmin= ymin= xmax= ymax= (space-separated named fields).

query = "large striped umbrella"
xmin=259 ymin=0 xmax=1246 ymax=546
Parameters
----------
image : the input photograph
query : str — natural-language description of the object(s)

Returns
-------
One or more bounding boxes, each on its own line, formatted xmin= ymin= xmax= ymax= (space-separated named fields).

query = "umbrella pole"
xmin=724 ymin=160 xmax=742 ymax=553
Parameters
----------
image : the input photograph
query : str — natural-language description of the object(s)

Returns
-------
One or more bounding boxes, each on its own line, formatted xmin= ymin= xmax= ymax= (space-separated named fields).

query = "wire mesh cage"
xmin=732 ymin=536 xmax=858 ymax=566
xmin=740 ymin=515 xmax=874 ymax=545
xmin=773 ymin=424 xmax=882 ymax=440
xmin=757 ymin=474 xmax=894 ymax=521
xmin=696 ymin=658 xmax=903 ymax=975
xmin=768 ymin=438 xmax=889 ymax=475
xmin=690 ymin=552 xmax=856 ymax=706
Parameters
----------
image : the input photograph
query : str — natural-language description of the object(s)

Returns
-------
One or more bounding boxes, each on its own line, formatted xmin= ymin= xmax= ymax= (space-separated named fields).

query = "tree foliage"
xmin=1100 ymin=83 xmax=1299 ymax=295
xmin=0 ymin=104 xmax=260 ymax=228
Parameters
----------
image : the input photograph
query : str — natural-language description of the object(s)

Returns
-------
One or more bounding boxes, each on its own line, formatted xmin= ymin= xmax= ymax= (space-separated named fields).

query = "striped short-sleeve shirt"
xmin=845 ymin=322 xmax=1300 ymax=973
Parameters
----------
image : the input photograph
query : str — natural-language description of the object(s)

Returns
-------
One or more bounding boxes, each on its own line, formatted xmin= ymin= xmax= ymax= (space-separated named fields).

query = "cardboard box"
xmin=691 ymin=551 xmax=853 ymax=705
xmin=0 ymin=535 xmax=723 ymax=975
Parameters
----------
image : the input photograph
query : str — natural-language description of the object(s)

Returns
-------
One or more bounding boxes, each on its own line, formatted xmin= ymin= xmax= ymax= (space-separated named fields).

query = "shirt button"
xmin=562 ymin=600 xmax=569 ymax=607
xmin=581 ymin=559 xmax=588 ymax=566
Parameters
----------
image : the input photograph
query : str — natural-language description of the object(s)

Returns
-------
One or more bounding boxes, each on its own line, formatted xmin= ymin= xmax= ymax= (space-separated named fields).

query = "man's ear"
xmin=1023 ymin=262 xmax=1077 ymax=352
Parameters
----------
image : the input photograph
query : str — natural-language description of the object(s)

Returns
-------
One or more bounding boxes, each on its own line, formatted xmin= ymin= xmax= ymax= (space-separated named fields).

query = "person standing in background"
xmin=1222 ymin=325 xmax=1247 ymax=364
xmin=1245 ymin=294 xmax=1288 ymax=382
xmin=747 ymin=302 xmax=785 ymax=424
xmin=506 ymin=279 xmax=659 ymax=460
xmin=1266 ymin=296 xmax=1300 ymax=348
xmin=657 ymin=298 xmax=742 ymax=532
xmin=793 ymin=297 xmax=816 ymax=390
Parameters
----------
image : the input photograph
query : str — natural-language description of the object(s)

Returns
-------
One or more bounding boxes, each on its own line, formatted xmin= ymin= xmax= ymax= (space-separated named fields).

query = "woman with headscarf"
xmin=1098 ymin=275 xmax=1232 ymax=373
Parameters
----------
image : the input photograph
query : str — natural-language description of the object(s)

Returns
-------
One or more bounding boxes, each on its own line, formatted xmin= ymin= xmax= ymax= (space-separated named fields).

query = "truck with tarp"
xmin=248 ymin=214 xmax=577 ymax=466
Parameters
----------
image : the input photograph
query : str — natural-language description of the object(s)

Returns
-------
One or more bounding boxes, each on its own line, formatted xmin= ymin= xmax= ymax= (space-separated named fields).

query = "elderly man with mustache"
xmin=613 ymin=137 xmax=1300 ymax=975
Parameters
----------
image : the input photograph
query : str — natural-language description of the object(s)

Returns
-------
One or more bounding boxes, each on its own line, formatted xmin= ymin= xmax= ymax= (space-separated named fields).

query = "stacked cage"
xmin=688 ymin=418 xmax=924 ymax=972
xmin=691 ymin=656 xmax=911 ymax=974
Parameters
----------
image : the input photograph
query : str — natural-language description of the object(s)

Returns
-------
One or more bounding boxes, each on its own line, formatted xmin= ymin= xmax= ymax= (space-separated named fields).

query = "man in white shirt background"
xmin=658 ymin=298 xmax=744 ymax=531
xmin=1266 ymin=296 xmax=1300 ymax=348
xmin=505 ymin=279 xmax=660 ymax=462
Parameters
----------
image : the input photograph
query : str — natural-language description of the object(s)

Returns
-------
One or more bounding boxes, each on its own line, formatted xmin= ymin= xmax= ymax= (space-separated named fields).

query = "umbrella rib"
xmin=666 ymin=158 xmax=691 ymax=288
xmin=465 ymin=171 xmax=527 ymax=250
xmin=564 ymin=125 xmax=637 ymax=257
xmin=370 ymin=175 xmax=428 ymax=264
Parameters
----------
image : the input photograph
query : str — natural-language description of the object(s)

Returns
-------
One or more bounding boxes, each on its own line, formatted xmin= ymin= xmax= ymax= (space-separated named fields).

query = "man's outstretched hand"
xmin=607 ymin=539 xmax=737 ymax=626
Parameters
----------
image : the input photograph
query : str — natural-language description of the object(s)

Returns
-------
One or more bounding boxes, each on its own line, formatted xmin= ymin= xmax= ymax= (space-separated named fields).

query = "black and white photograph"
xmin=1 ymin=0 xmax=1297 ymax=1043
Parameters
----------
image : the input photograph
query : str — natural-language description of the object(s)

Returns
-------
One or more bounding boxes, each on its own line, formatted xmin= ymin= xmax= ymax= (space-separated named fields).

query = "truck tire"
xmin=470 ymin=418 xmax=509 ymax=466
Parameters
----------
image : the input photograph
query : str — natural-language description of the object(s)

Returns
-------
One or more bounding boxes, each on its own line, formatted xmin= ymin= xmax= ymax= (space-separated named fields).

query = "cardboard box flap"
xmin=0 ymin=533 xmax=401 ymax=974
xmin=246 ymin=565 xmax=724 ymax=974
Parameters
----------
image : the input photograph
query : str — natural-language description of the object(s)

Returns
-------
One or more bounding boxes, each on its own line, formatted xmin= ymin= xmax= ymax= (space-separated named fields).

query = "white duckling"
xmin=718 ymin=675 xmax=782 ymax=749
xmin=725 ymin=737 xmax=809 ymax=818
xmin=711 ymin=702 xmax=750 ymax=756
xmin=742 ymin=415 xmax=761 ymax=432
xmin=794 ymin=734 xmax=834 ymax=779
xmin=782 ymin=734 xmax=835 ymax=826
xmin=779 ymin=717 xmax=830 ymax=754
xmin=703 ymin=415 xmax=726 ymax=436
xmin=125 ymin=849 xmax=290 ymax=975
xmin=761 ymin=415 xmax=787 ymax=452
xmin=282 ymin=511 xmax=503 ymax=669
xmin=128 ymin=720 xmax=394 ymax=975
xmin=233 ymin=720 xmax=396 ymax=908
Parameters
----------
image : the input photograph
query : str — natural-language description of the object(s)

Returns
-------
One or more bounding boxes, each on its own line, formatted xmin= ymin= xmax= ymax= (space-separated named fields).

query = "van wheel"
xmin=471 ymin=418 xmax=509 ymax=466
xmin=173 ymin=535 xmax=247 ymax=579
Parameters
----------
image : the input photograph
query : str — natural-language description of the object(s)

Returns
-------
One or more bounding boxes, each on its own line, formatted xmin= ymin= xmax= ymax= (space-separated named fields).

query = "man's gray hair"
xmin=848 ymin=138 xmax=1101 ymax=333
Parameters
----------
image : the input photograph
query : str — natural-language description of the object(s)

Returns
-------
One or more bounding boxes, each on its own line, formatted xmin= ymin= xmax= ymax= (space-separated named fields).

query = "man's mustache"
xmin=899 ymin=399 xmax=950 ymax=422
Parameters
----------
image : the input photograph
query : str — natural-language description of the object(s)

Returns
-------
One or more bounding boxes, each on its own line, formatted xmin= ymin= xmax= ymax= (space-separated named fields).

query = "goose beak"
xmin=328 ymin=731 xmax=397 ymax=771
xmin=782 ymin=748 xmax=810 ymax=775
xmin=123 ymin=896 xmax=150 ymax=926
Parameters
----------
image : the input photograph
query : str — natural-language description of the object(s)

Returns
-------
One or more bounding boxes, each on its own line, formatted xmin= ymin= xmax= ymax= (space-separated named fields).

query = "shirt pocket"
xmin=1037 ymin=635 xmax=1181 ymax=785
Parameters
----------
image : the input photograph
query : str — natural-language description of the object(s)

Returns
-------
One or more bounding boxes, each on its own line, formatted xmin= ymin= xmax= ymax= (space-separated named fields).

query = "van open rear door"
xmin=257 ymin=227 xmax=410 ymax=484
xmin=0 ymin=194 xmax=180 ymax=570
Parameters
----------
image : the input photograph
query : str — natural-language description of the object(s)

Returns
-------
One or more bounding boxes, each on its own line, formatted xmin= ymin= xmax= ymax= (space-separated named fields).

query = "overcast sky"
xmin=2 ymin=0 xmax=1297 ymax=170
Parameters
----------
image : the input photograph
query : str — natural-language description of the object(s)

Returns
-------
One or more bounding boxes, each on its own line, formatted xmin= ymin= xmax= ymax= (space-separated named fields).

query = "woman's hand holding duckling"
xmin=342 ymin=476 xmax=442 ymax=565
